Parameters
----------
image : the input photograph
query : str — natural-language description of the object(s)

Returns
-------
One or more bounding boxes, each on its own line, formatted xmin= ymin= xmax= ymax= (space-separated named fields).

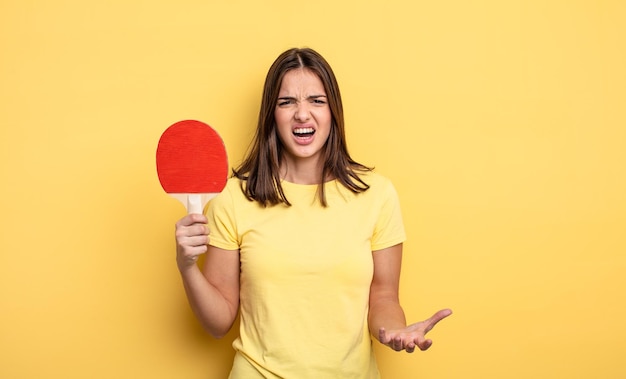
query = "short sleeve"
xmin=206 ymin=183 xmax=240 ymax=250
xmin=371 ymin=178 xmax=406 ymax=251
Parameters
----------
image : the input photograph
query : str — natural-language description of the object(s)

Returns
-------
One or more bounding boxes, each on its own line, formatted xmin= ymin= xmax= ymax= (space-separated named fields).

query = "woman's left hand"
xmin=378 ymin=309 xmax=453 ymax=353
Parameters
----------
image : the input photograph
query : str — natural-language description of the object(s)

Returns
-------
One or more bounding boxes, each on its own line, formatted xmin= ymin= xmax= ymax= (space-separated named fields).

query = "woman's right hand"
xmin=175 ymin=213 xmax=209 ymax=271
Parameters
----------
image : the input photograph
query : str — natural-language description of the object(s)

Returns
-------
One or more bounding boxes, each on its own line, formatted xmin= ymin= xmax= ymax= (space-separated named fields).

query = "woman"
xmin=175 ymin=47 xmax=452 ymax=378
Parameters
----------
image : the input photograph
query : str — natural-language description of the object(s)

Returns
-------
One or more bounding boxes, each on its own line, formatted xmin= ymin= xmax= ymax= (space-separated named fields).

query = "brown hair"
xmin=233 ymin=47 xmax=371 ymax=206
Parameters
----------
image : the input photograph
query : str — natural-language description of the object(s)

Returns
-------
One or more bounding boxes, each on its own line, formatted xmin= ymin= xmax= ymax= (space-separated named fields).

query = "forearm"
xmin=179 ymin=265 xmax=237 ymax=338
xmin=369 ymin=244 xmax=406 ymax=340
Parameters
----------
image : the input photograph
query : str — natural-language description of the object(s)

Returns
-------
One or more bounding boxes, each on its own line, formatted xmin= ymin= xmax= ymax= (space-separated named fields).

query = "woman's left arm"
xmin=368 ymin=243 xmax=452 ymax=353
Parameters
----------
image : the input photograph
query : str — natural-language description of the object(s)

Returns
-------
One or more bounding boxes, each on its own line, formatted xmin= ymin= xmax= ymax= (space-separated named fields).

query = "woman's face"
xmin=274 ymin=68 xmax=332 ymax=167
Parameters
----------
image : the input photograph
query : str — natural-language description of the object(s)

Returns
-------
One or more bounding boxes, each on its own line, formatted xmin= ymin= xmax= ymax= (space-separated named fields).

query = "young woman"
xmin=175 ymin=47 xmax=452 ymax=378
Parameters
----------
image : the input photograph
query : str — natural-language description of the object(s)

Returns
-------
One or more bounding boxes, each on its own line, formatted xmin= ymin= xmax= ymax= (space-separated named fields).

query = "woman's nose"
xmin=294 ymin=102 xmax=310 ymax=121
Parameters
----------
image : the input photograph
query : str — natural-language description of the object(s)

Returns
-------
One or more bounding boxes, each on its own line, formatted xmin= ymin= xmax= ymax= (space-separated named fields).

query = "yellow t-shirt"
xmin=207 ymin=172 xmax=406 ymax=378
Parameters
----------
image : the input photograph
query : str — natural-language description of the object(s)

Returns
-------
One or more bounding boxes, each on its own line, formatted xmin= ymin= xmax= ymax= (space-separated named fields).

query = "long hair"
xmin=233 ymin=47 xmax=371 ymax=207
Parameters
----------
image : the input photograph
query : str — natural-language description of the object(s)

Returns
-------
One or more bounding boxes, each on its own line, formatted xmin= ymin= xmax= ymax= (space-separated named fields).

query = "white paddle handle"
xmin=187 ymin=194 xmax=203 ymax=214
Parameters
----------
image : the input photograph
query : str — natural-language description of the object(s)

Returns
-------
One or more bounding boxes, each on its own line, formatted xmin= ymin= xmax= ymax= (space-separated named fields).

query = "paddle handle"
xmin=187 ymin=194 xmax=203 ymax=214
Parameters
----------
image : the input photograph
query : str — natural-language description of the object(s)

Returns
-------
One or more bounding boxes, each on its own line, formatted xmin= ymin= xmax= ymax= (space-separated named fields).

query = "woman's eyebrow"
xmin=277 ymin=94 xmax=327 ymax=101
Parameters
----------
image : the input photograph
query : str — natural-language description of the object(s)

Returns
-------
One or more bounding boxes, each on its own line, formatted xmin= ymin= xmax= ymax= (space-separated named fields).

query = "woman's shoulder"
xmin=357 ymin=169 xmax=394 ymax=189
xmin=210 ymin=177 xmax=245 ymax=205
xmin=224 ymin=176 xmax=242 ymax=190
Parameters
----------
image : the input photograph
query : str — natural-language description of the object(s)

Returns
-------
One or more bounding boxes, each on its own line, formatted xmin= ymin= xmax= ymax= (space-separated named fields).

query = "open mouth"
xmin=293 ymin=127 xmax=315 ymax=137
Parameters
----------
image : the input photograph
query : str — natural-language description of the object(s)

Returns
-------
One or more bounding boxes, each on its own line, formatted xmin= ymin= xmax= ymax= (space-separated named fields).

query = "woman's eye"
xmin=278 ymin=99 xmax=294 ymax=106
xmin=313 ymin=99 xmax=326 ymax=105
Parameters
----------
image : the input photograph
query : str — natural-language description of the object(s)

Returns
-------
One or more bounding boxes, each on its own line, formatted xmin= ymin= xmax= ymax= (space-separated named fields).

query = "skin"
xmin=175 ymin=214 xmax=239 ymax=339
xmin=369 ymin=244 xmax=453 ymax=353
xmin=175 ymin=67 xmax=452 ymax=351
xmin=275 ymin=68 xmax=332 ymax=184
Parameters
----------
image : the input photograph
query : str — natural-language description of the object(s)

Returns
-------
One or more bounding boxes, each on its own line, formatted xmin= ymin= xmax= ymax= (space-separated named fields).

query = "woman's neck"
xmin=280 ymin=157 xmax=325 ymax=185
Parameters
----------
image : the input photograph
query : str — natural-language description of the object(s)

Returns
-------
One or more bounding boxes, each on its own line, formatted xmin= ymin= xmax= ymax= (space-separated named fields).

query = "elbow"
xmin=210 ymin=331 xmax=227 ymax=339
xmin=193 ymin=301 xmax=239 ymax=339
xmin=204 ymin=325 xmax=230 ymax=340
xmin=204 ymin=319 xmax=235 ymax=340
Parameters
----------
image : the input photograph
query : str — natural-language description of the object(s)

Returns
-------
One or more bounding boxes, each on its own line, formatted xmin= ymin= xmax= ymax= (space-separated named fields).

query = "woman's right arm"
xmin=175 ymin=213 xmax=240 ymax=339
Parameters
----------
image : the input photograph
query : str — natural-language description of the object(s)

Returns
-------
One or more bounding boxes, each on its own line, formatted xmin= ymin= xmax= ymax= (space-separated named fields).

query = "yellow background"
xmin=1 ymin=1 xmax=624 ymax=378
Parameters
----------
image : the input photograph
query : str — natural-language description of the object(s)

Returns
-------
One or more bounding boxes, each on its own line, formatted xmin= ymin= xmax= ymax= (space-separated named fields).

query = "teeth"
xmin=293 ymin=127 xmax=314 ymax=135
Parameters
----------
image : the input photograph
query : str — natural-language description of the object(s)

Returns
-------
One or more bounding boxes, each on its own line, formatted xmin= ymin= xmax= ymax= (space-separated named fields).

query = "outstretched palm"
xmin=379 ymin=309 xmax=452 ymax=353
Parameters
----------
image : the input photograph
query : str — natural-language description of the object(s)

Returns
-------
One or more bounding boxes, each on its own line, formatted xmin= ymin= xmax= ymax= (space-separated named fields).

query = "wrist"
xmin=177 ymin=257 xmax=199 ymax=274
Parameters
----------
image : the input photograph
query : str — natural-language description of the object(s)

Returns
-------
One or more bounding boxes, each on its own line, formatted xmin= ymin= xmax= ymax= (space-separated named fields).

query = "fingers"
xmin=378 ymin=328 xmax=387 ymax=344
xmin=176 ymin=224 xmax=209 ymax=241
xmin=175 ymin=213 xmax=208 ymax=227
xmin=385 ymin=335 xmax=432 ymax=353
xmin=175 ymin=220 xmax=209 ymax=246
xmin=379 ymin=328 xmax=401 ymax=350
xmin=415 ymin=336 xmax=433 ymax=351
xmin=380 ymin=328 xmax=417 ymax=353
xmin=175 ymin=214 xmax=210 ymax=270
xmin=404 ymin=339 xmax=417 ymax=353
xmin=379 ymin=308 xmax=452 ymax=354
xmin=424 ymin=308 xmax=453 ymax=333
xmin=414 ymin=308 xmax=452 ymax=351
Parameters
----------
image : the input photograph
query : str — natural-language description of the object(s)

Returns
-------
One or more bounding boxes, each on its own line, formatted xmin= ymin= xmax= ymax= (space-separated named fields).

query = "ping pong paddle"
xmin=156 ymin=119 xmax=228 ymax=214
